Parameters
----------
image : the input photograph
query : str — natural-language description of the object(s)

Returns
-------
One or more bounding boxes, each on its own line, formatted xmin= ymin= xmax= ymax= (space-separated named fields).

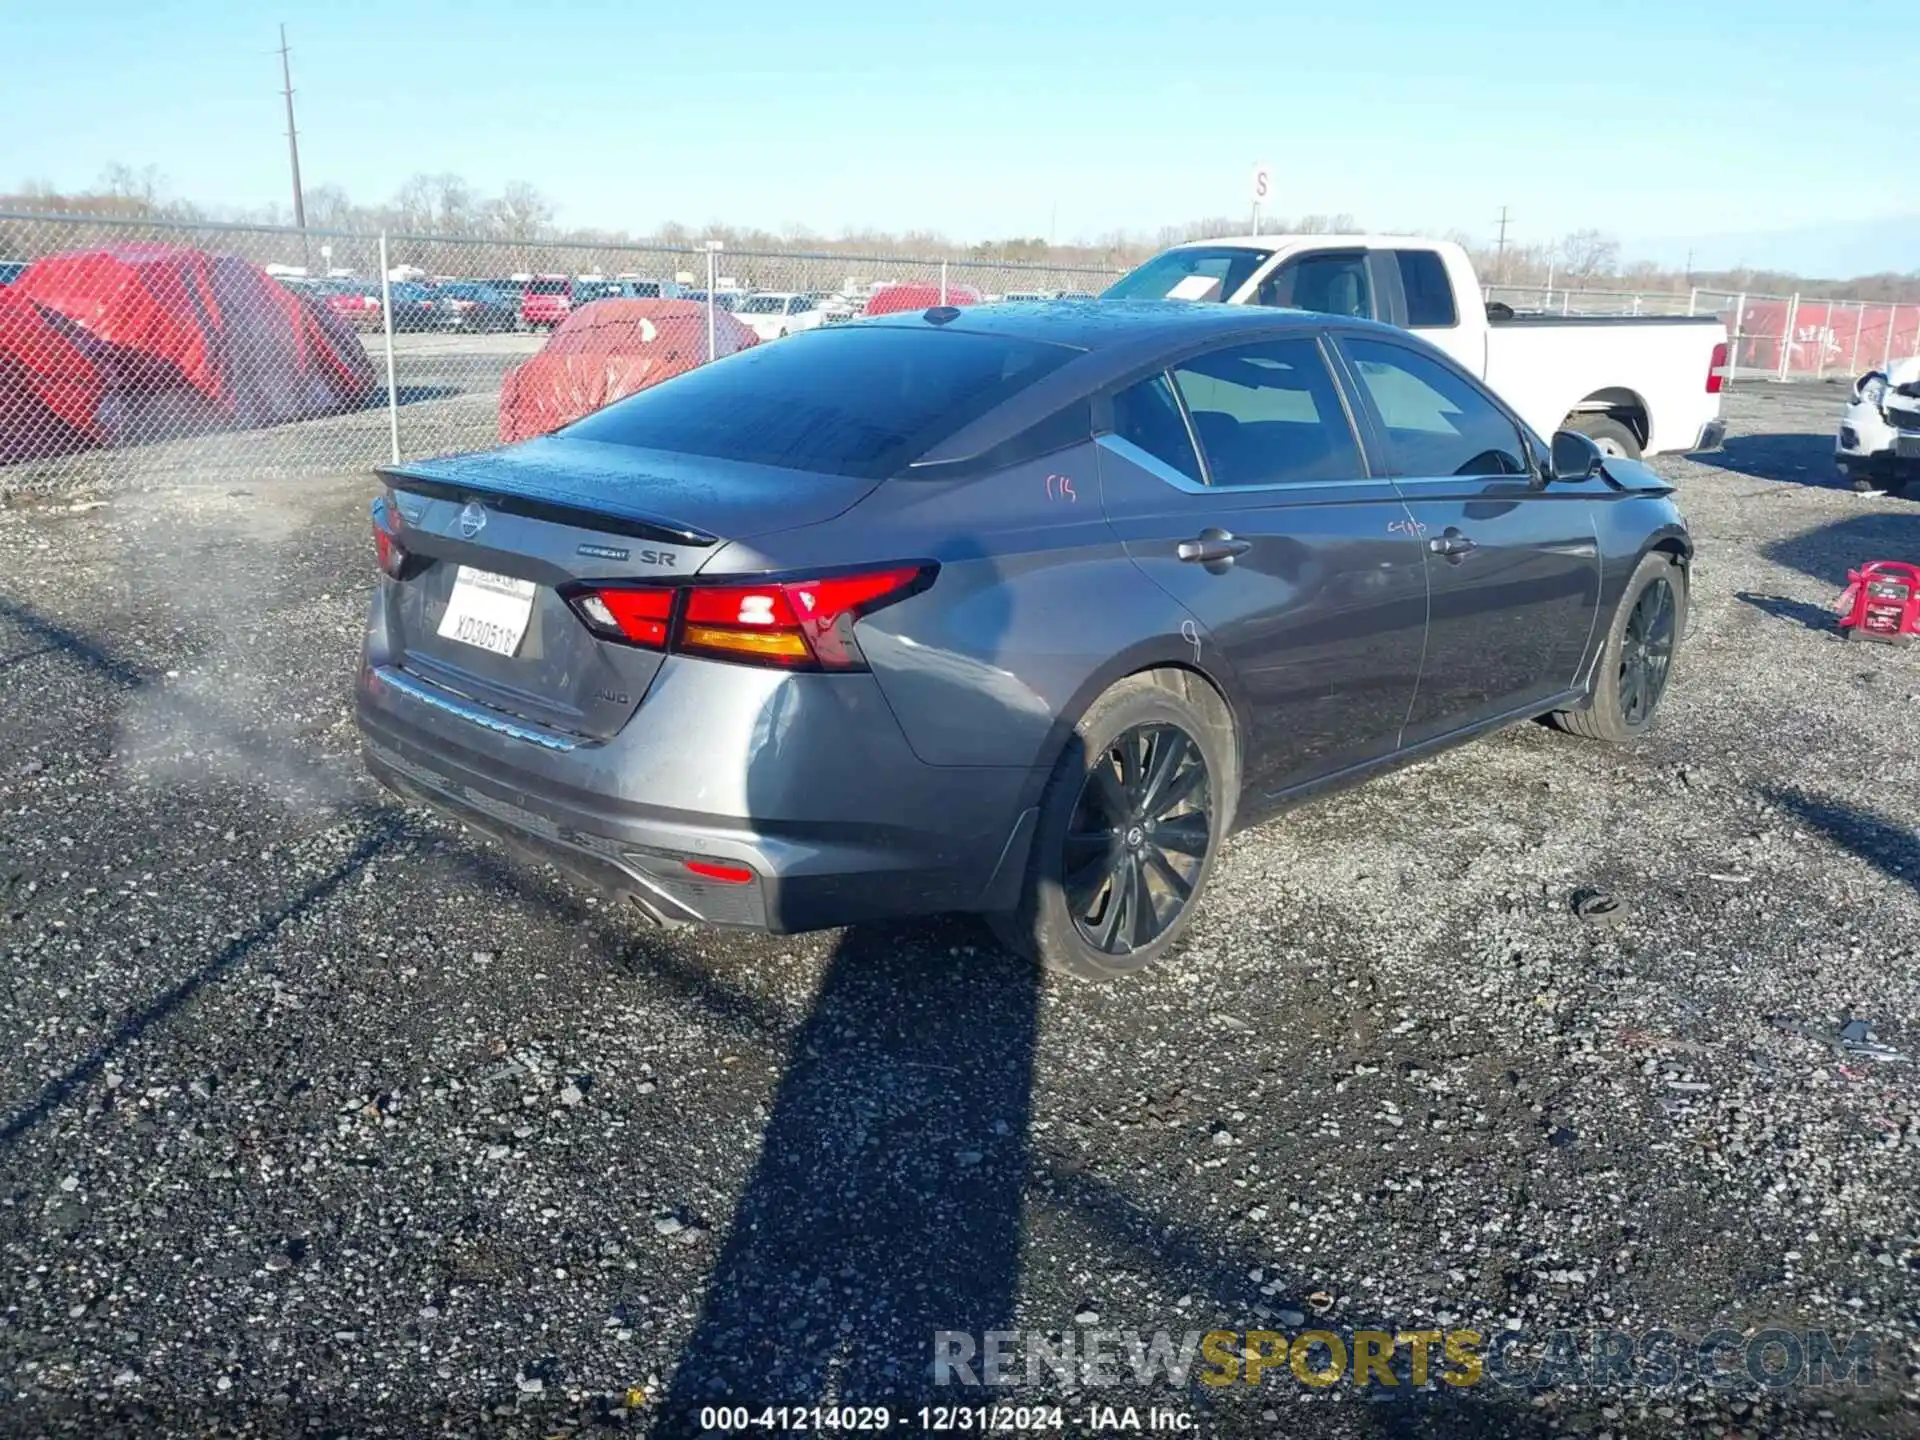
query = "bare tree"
xmin=1558 ymin=229 xmax=1620 ymax=284
xmin=485 ymin=181 xmax=553 ymax=241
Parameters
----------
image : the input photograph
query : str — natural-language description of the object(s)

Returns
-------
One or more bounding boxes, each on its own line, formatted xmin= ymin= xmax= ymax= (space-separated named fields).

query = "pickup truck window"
xmin=1100 ymin=246 xmax=1273 ymax=303
xmin=1112 ymin=374 xmax=1205 ymax=484
xmin=1170 ymin=339 xmax=1363 ymax=487
xmin=1394 ymin=250 xmax=1458 ymax=328
xmin=1340 ymin=337 xmax=1527 ymax=478
xmin=1255 ymin=253 xmax=1372 ymax=319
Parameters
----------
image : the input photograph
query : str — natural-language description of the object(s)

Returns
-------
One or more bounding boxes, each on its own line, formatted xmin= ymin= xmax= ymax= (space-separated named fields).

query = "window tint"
xmin=1257 ymin=253 xmax=1372 ymax=318
xmin=1341 ymin=337 xmax=1528 ymax=478
xmin=1110 ymin=374 xmax=1203 ymax=484
xmin=1395 ymin=250 xmax=1458 ymax=327
xmin=1101 ymin=246 xmax=1273 ymax=304
xmin=560 ymin=326 xmax=1075 ymax=479
xmin=1169 ymin=338 xmax=1363 ymax=487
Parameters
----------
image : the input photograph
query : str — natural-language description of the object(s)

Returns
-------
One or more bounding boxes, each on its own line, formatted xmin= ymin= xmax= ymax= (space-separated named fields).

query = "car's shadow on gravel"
xmin=1762 ymin=513 xmax=1920 ymax=589
xmin=1761 ymin=786 xmax=1920 ymax=895
xmin=1707 ymin=433 xmax=1847 ymax=489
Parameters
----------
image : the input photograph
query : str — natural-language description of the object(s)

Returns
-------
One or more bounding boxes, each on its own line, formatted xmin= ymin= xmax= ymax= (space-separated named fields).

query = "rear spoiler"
xmin=377 ymin=455 xmax=718 ymax=547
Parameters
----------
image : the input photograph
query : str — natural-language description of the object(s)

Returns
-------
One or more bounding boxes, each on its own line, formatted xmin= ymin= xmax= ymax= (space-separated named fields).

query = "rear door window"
xmin=1169 ymin=338 xmax=1364 ymax=487
xmin=560 ymin=325 xmax=1077 ymax=478
xmin=1338 ymin=336 xmax=1528 ymax=477
xmin=1394 ymin=250 xmax=1458 ymax=328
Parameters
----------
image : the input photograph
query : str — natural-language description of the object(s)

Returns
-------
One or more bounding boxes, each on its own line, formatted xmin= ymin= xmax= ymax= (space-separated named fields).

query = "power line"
xmin=278 ymin=23 xmax=309 ymax=257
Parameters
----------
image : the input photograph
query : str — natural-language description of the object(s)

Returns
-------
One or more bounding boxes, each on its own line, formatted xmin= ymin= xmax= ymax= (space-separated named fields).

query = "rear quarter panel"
xmin=698 ymin=442 xmax=1223 ymax=774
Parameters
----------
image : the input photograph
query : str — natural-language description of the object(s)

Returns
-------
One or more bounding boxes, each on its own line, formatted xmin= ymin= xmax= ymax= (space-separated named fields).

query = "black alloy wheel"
xmin=1062 ymin=722 xmax=1212 ymax=955
xmin=1618 ymin=575 xmax=1676 ymax=726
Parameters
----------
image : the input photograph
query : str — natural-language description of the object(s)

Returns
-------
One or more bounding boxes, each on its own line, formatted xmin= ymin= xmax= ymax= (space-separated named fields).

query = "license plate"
xmin=437 ymin=567 xmax=536 ymax=656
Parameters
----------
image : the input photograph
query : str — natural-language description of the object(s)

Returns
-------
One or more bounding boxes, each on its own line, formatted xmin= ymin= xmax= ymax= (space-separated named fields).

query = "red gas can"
xmin=1835 ymin=561 xmax=1920 ymax=643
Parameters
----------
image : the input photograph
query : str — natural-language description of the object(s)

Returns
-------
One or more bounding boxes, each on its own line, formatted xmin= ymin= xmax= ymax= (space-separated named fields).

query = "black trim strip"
xmin=377 ymin=468 xmax=719 ymax=547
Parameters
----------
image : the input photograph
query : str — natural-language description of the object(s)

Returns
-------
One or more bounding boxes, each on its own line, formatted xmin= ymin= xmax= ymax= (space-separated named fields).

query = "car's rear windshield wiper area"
xmin=558 ymin=325 xmax=1077 ymax=480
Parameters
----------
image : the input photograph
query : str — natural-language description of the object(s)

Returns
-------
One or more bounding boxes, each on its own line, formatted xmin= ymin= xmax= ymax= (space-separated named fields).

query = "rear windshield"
xmin=1103 ymin=246 xmax=1273 ymax=304
xmin=560 ymin=324 xmax=1077 ymax=479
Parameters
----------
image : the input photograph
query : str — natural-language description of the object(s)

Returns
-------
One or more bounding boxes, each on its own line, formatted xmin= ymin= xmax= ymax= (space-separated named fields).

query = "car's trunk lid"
xmin=377 ymin=438 xmax=883 ymax=740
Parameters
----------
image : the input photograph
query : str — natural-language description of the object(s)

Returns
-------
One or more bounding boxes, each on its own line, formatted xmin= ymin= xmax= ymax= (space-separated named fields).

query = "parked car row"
xmin=264 ymin=269 xmax=1101 ymax=340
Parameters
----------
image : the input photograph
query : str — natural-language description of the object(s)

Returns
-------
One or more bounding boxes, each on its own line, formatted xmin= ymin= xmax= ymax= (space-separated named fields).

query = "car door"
xmin=1094 ymin=333 xmax=1429 ymax=798
xmin=1330 ymin=331 xmax=1600 ymax=743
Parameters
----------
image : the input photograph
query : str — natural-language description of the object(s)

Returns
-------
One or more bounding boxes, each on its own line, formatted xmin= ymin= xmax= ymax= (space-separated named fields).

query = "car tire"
xmin=1552 ymin=551 xmax=1686 ymax=744
xmin=990 ymin=671 xmax=1236 ymax=982
xmin=1571 ymin=415 xmax=1643 ymax=460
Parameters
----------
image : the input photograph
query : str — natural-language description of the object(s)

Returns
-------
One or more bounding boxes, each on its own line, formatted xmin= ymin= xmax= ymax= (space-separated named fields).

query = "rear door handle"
xmin=1428 ymin=529 xmax=1477 ymax=559
xmin=1178 ymin=530 xmax=1253 ymax=565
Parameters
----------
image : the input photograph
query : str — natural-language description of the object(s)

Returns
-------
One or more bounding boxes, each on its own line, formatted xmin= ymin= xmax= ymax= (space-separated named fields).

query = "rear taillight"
xmin=1707 ymin=341 xmax=1728 ymax=394
xmin=567 ymin=565 xmax=933 ymax=671
xmin=681 ymin=568 xmax=931 ymax=669
xmin=371 ymin=495 xmax=409 ymax=579
xmin=573 ymin=587 xmax=673 ymax=649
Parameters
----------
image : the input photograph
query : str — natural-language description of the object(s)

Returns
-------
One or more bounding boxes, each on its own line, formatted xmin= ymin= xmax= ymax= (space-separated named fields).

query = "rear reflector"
xmin=572 ymin=586 xmax=673 ymax=648
xmin=570 ymin=564 xmax=934 ymax=671
xmin=683 ymin=859 xmax=754 ymax=884
xmin=1707 ymin=341 xmax=1728 ymax=394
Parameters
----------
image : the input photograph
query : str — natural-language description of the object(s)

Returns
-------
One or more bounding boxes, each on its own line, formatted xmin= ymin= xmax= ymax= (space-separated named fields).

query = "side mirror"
xmin=1550 ymin=429 xmax=1604 ymax=482
xmin=1854 ymin=371 xmax=1888 ymax=405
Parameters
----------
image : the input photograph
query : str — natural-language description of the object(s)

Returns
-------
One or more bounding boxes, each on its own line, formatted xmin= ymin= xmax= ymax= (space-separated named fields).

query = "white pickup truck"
xmin=1103 ymin=235 xmax=1728 ymax=459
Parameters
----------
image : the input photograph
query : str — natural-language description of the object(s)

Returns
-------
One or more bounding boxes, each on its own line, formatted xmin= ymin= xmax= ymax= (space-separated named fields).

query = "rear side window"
xmin=560 ymin=325 xmax=1076 ymax=479
xmin=1170 ymin=338 xmax=1364 ymax=487
xmin=1395 ymin=250 xmax=1458 ymax=327
xmin=1111 ymin=375 xmax=1203 ymax=484
xmin=1340 ymin=336 xmax=1527 ymax=478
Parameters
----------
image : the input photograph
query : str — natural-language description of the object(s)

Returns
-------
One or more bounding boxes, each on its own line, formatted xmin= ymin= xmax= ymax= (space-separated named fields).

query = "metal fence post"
xmin=1778 ymin=293 xmax=1800 ymax=381
xmin=378 ymin=231 xmax=399 ymax=463
xmin=1884 ymin=304 xmax=1898 ymax=371
xmin=1849 ymin=301 xmax=1867 ymax=377
xmin=1730 ymin=293 xmax=1746 ymax=387
xmin=939 ymin=261 xmax=948 ymax=306
xmin=1687 ymin=287 xmax=1697 ymax=316
xmin=703 ymin=240 xmax=720 ymax=362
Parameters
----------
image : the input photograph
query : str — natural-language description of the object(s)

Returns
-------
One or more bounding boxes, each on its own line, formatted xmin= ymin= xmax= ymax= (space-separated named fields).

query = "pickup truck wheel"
xmin=989 ymin=673 xmax=1233 ymax=982
xmin=1572 ymin=416 xmax=1643 ymax=461
xmin=1553 ymin=552 xmax=1686 ymax=744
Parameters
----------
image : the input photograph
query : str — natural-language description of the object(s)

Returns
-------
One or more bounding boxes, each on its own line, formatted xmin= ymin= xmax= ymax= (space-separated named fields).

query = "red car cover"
xmin=0 ymin=286 xmax=111 ymax=464
xmin=863 ymin=281 xmax=983 ymax=316
xmin=499 ymin=298 xmax=758 ymax=443
xmin=14 ymin=245 xmax=375 ymax=435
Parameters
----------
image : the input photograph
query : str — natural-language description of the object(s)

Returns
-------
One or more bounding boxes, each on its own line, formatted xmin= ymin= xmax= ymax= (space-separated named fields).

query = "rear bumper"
xmin=354 ymin=658 xmax=1042 ymax=934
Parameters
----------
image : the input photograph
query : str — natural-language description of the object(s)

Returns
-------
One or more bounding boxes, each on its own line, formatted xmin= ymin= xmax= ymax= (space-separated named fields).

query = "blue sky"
xmin=1 ymin=0 xmax=1912 ymax=273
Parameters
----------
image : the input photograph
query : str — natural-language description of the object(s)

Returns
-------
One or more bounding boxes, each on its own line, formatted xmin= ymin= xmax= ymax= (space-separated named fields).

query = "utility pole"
xmin=1494 ymin=205 xmax=1512 ymax=283
xmin=278 ymin=23 xmax=310 ymax=267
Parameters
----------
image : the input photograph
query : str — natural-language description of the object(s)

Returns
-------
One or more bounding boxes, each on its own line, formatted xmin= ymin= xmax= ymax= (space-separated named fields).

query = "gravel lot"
xmin=1 ymin=384 xmax=1916 ymax=1438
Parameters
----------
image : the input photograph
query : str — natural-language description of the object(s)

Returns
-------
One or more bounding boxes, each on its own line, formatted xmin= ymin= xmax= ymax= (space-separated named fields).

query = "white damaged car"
xmin=1837 ymin=356 xmax=1920 ymax=494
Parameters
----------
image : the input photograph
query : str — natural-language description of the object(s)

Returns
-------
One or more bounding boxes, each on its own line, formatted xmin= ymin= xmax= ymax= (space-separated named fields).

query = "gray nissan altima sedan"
xmin=355 ymin=300 xmax=1690 ymax=979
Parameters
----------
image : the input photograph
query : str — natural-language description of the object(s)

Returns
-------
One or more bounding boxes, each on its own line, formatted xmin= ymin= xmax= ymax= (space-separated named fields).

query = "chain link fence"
xmin=0 ymin=212 xmax=1121 ymax=498
xmin=6 ymin=210 xmax=1918 ymax=498
xmin=1486 ymin=283 xmax=1920 ymax=385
